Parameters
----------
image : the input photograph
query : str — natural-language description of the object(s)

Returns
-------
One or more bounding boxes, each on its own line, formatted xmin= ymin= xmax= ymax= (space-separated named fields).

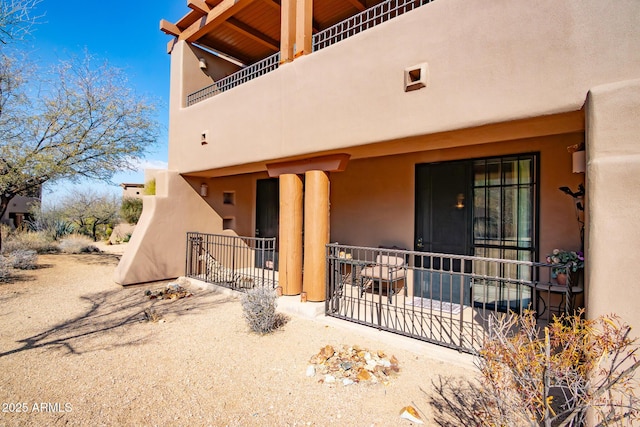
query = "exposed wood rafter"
xmin=160 ymin=19 xmax=182 ymax=36
xmin=187 ymin=0 xmax=211 ymax=15
xmin=224 ymin=18 xmax=279 ymax=51
xmin=180 ymin=0 xmax=256 ymax=42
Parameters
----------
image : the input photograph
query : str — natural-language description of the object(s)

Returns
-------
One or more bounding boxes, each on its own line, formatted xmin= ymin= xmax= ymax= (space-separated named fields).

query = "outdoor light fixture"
xmin=198 ymin=57 xmax=207 ymax=70
xmin=567 ymin=142 xmax=585 ymax=173
xmin=572 ymin=150 xmax=585 ymax=173
xmin=200 ymin=183 xmax=208 ymax=197
xmin=455 ymin=193 xmax=465 ymax=209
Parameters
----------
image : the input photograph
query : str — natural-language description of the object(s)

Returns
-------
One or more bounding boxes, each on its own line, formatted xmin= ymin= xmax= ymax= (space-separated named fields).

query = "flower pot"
xmin=556 ymin=273 xmax=568 ymax=286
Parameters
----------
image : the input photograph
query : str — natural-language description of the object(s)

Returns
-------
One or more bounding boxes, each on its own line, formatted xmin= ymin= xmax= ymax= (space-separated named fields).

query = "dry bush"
xmin=241 ymin=286 xmax=287 ymax=334
xmin=58 ymin=234 xmax=99 ymax=254
xmin=476 ymin=310 xmax=640 ymax=427
xmin=8 ymin=249 xmax=37 ymax=269
xmin=2 ymin=230 xmax=58 ymax=254
xmin=0 ymin=256 xmax=11 ymax=281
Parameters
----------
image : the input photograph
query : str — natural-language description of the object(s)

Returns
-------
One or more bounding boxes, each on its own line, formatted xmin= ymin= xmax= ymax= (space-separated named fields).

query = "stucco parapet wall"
xmin=168 ymin=0 xmax=640 ymax=173
xmin=114 ymin=170 xmax=223 ymax=286
xmin=585 ymin=78 xmax=640 ymax=327
xmin=587 ymin=78 xmax=640 ymax=158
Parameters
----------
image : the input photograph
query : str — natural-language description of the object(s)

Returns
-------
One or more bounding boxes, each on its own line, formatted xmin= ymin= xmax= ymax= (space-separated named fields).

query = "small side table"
xmin=535 ymin=283 xmax=584 ymax=319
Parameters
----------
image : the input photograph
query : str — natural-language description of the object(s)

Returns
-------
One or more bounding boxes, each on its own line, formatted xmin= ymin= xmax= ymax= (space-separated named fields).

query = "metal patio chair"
xmin=359 ymin=254 xmax=407 ymax=304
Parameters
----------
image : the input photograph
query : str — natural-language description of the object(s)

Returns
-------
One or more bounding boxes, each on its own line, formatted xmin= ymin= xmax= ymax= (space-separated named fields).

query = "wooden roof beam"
xmin=160 ymin=19 xmax=182 ymax=37
xmin=187 ymin=0 xmax=211 ymax=15
xmin=180 ymin=0 xmax=256 ymax=43
xmin=224 ymin=18 xmax=279 ymax=51
xmin=344 ymin=0 xmax=366 ymax=11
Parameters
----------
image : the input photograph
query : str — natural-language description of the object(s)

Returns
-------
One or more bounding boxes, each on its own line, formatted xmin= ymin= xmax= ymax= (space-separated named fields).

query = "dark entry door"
xmin=415 ymin=162 xmax=472 ymax=304
xmin=256 ymin=178 xmax=279 ymax=268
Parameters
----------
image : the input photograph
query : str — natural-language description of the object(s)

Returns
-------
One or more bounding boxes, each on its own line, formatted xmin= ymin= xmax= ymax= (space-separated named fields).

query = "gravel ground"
xmin=0 ymin=251 xmax=477 ymax=426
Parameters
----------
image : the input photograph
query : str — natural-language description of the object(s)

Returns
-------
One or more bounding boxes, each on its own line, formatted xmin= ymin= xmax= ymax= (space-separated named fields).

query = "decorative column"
xmin=278 ymin=173 xmax=303 ymax=295
xmin=302 ymin=170 xmax=330 ymax=301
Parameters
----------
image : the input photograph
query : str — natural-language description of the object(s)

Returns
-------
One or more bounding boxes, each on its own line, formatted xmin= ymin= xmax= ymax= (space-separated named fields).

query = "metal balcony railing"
xmin=186 ymin=52 xmax=280 ymax=106
xmin=312 ymin=0 xmax=433 ymax=52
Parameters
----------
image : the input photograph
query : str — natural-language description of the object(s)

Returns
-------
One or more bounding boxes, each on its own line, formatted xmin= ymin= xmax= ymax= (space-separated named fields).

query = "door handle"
xmin=417 ymin=237 xmax=424 ymax=249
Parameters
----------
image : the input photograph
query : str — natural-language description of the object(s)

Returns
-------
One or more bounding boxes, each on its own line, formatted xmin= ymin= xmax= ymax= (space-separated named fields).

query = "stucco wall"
xmin=586 ymin=79 xmax=640 ymax=331
xmin=168 ymin=0 xmax=640 ymax=173
xmin=1 ymin=196 xmax=38 ymax=223
xmin=183 ymin=172 xmax=271 ymax=238
xmin=330 ymin=133 xmax=585 ymax=257
xmin=114 ymin=170 xmax=223 ymax=285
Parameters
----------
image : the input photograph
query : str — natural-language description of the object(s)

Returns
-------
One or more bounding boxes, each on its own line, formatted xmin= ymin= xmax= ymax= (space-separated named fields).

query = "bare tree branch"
xmin=0 ymin=0 xmax=42 ymax=45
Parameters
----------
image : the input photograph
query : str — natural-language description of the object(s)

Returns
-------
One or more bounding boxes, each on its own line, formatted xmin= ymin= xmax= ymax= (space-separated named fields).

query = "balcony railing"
xmin=186 ymin=52 xmax=281 ymax=106
xmin=326 ymin=243 xmax=581 ymax=354
xmin=185 ymin=0 xmax=433 ymax=105
xmin=313 ymin=0 xmax=433 ymax=52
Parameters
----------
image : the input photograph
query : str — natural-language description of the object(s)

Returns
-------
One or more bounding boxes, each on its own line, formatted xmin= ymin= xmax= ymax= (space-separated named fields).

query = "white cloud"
xmin=130 ymin=158 xmax=169 ymax=171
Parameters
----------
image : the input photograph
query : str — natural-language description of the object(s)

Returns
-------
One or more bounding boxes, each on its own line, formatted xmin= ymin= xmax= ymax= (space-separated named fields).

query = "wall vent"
xmin=404 ymin=63 xmax=428 ymax=92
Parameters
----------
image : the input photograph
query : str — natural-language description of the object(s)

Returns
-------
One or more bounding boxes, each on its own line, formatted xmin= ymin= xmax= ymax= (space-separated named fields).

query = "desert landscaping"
xmin=0 ymin=247 xmax=477 ymax=426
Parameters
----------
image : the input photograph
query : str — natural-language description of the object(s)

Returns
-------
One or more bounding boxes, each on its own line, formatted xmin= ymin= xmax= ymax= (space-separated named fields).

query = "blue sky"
xmin=25 ymin=0 xmax=187 ymax=203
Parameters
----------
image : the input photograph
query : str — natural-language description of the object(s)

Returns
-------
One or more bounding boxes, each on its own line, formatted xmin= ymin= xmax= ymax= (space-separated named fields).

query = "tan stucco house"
xmin=2 ymin=192 xmax=40 ymax=229
xmin=115 ymin=0 xmax=640 ymax=350
xmin=120 ymin=183 xmax=145 ymax=199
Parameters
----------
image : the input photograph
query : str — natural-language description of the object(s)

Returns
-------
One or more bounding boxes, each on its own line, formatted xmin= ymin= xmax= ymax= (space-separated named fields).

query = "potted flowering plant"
xmin=546 ymin=249 xmax=585 ymax=285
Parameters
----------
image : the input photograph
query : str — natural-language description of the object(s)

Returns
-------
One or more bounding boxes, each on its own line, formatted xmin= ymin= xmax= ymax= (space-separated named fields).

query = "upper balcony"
xmin=161 ymin=0 xmax=432 ymax=107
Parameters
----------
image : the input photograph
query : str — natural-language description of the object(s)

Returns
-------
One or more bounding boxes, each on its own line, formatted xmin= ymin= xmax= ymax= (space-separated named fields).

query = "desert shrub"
xmin=58 ymin=234 xmax=99 ymax=254
xmin=144 ymin=178 xmax=156 ymax=195
xmin=120 ymin=197 xmax=143 ymax=224
xmin=2 ymin=231 xmax=58 ymax=254
xmin=241 ymin=286 xmax=287 ymax=334
xmin=0 ymin=256 xmax=11 ymax=281
xmin=476 ymin=310 xmax=640 ymax=427
xmin=9 ymin=249 xmax=37 ymax=269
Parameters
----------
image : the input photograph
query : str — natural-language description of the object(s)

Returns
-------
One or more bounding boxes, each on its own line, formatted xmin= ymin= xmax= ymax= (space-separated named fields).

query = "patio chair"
xmin=359 ymin=254 xmax=407 ymax=304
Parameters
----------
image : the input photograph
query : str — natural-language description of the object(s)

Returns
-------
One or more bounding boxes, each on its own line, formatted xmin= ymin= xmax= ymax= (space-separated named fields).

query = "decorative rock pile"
xmin=144 ymin=283 xmax=192 ymax=300
xmin=306 ymin=345 xmax=400 ymax=386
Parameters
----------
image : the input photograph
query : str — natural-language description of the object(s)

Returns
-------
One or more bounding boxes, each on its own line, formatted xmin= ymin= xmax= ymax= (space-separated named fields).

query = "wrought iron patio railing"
xmin=186 ymin=232 xmax=277 ymax=291
xmin=326 ymin=243 xmax=578 ymax=354
xmin=312 ymin=0 xmax=433 ymax=52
